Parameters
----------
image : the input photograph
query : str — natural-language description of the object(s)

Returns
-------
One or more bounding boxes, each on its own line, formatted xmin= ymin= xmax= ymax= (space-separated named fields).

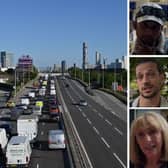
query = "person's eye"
xmin=137 ymin=132 xmax=145 ymax=138
xmin=136 ymin=74 xmax=143 ymax=80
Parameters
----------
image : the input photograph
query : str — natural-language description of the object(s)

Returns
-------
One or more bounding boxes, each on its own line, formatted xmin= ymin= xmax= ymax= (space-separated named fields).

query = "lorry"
xmin=6 ymin=136 xmax=32 ymax=167
xmin=0 ymin=128 xmax=8 ymax=152
xmin=17 ymin=115 xmax=38 ymax=142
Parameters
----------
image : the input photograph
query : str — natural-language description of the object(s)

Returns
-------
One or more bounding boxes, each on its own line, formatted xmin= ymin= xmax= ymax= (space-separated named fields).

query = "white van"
xmin=17 ymin=115 xmax=38 ymax=142
xmin=6 ymin=136 xmax=32 ymax=167
xmin=0 ymin=128 xmax=8 ymax=151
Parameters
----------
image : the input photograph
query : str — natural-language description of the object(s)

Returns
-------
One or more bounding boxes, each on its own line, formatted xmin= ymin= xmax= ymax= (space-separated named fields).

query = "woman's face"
xmin=135 ymin=126 xmax=163 ymax=160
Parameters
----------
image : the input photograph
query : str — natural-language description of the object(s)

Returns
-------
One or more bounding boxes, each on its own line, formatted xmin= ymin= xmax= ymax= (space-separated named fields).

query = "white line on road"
xmin=87 ymin=118 xmax=92 ymax=125
xmin=93 ymin=109 xmax=97 ymax=113
xmin=113 ymin=153 xmax=126 ymax=168
xmin=37 ymin=163 xmax=39 ymax=168
xmin=101 ymin=137 xmax=110 ymax=148
xmin=41 ymin=131 xmax=44 ymax=135
xmin=105 ymin=119 xmax=112 ymax=126
xmin=93 ymin=126 xmax=100 ymax=135
xmin=111 ymin=111 xmax=116 ymax=115
xmin=82 ymin=112 xmax=86 ymax=118
xmin=78 ymin=108 xmax=82 ymax=112
xmin=98 ymin=113 xmax=103 ymax=118
xmin=114 ymin=127 xmax=123 ymax=136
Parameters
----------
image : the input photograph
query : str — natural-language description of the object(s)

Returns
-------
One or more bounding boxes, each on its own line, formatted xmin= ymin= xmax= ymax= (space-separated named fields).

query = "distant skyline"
xmin=0 ymin=0 xmax=127 ymax=68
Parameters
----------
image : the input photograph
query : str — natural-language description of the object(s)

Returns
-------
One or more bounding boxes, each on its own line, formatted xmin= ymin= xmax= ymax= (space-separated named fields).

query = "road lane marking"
xmin=113 ymin=153 xmax=126 ymax=168
xmin=101 ymin=137 xmax=110 ymax=148
xmin=114 ymin=127 xmax=123 ymax=136
xmin=37 ymin=163 xmax=39 ymax=168
xmin=93 ymin=126 xmax=100 ymax=135
xmin=87 ymin=118 xmax=92 ymax=125
xmin=41 ymin=131 xmax=44 ymax=135
xmin=78 ymin=108 xmax=82 ymax=112
xmin=111 ymin=111 xmax=116 ymax=115
xmin=82 ymin=112 xmax=86 ymax=118
xmin=93 ymin=109 xmax=97 ymax=113
xmin=98 ymin=113 xmax=103 ymax=118
xmin=105 ymin=119 xmax=112 ymax=126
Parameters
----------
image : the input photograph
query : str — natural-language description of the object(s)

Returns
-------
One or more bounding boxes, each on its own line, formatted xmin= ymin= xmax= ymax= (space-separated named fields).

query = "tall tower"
xmin=95 ymin=51 xmax=101 ymax=65
xmin=1 ymin=51 xmax=13 ymax=68
xmin=82 ymin=42 xmax=88 ymax=70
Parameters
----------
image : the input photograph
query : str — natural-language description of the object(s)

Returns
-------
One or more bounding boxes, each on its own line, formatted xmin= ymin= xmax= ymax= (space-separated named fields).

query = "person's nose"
xmin=144 ymin=134 xmax=152 ymax=142
xmin=142 ymin=74 xmax=150 ymax=83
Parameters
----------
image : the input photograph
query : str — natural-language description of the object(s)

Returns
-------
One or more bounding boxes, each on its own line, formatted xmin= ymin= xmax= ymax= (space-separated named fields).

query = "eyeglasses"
xmin=136 ymin=6 xmax=166 ymax=21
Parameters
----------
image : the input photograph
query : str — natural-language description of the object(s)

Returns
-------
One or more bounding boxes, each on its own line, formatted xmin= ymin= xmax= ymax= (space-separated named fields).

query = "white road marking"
xmin=105 ymin=119 xmax=112 ymax=126
xmin=114 ymin=127 xmax=123 ymax=136
xmin=41 ymin=131 xmax=44 ymax=135
xmin=87 ymin=118 xmax=92 ymax=125
xmin=93 ymin=109 xmax=97 ymax=113
xmin=93 ymin=126 xmax=100 ymax=135
xmin=37 ymin=163 xmax=39 ymax=168
xmin=113 ymin=153 xmax=126 ymax=168
xmin=78 ymin=108 xmax=82 ymax=112
xmin=101 ymin=137 xmax=110 ymax=148
xmin=111 ymin=111 xmax=116 ymax=115
xmin=98 ymin=113 xmax=103 ymax=118
xmin=82 ymin=112 xmax=86 ymax=118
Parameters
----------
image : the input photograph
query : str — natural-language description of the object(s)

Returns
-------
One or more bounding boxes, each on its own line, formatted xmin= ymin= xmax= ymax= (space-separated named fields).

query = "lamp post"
xmin=14 ymin=68 xmax=17 ymax=97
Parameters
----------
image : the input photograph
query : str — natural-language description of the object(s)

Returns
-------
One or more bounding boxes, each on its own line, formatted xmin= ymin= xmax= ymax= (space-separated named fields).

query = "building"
xmin=82 ymin=42 xmax=88 ymax=70
xmin=61 ymin=60 xmax=66 ymax=75
xmin=95 ymin=51 xmax=101 ymax=65
xmin=107 ymin=56 xmax=127 ymax=70
xmin=0 ymin=51 xmax=13 ymax=68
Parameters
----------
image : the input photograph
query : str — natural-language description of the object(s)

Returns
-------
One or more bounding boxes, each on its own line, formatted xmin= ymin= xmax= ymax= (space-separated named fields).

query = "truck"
xmin=0 ymin=128 xmax=8 ymax=152
xmin=6 ymin=136 xmax=32 ymax=167
xmin=17 ymin=115 xmax=38 ymax=142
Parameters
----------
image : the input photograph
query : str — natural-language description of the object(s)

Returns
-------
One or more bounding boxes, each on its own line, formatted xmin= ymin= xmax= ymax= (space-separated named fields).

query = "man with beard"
xmin=131 ymin=2 xmax=166 ymax=55
xmin=131 ymin=59 xmax=168 ymax=107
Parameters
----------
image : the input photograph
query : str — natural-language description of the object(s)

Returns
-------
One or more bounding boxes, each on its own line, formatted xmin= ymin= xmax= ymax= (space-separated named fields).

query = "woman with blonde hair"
xmin=130 ymin=112 xmax=168 ymax=168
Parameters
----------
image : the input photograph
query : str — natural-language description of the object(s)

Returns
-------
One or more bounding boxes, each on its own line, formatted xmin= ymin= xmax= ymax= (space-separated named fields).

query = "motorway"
xmin=57 ymin=77 xmax=127 ymax=168
xmin=0 ymin=81 xmax=71 ymax=168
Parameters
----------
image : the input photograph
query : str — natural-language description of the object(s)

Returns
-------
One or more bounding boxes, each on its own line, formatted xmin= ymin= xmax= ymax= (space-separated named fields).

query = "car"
xmin=48 ymin=130 xmax=66 ymax=149
xmin=79 ymin=100 xmax=87 ymax=106
xmin=6 ymin=101 xmax=15 ymax=108
xmin=0 ymin=122 xmax=12 ymax=138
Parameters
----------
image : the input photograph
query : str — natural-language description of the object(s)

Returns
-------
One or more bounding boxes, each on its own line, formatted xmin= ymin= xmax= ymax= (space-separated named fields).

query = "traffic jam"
xmin=0 ymin=74 xmax=67 ymax=168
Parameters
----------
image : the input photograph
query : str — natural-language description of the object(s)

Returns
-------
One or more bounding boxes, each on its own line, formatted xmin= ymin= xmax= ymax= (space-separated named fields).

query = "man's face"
xmin=135 ymin=21 xmax=162 ymax=46
xmin=136 ymin=62 xmax=164 ymax=99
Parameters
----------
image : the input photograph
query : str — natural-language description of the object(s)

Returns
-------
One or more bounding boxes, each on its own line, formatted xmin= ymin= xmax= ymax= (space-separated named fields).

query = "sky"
xmin=0 ymin=0 xmax=127 ymax=68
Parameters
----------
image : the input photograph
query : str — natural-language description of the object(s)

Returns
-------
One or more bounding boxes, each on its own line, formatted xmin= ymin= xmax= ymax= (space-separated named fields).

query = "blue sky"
xmin=0 ymin=0 xmax=127 ymax=68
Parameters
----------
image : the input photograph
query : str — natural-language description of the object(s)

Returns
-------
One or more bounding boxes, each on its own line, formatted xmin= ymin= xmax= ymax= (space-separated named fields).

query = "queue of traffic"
xmin=0 ymin=74 xmax=66 ymax=168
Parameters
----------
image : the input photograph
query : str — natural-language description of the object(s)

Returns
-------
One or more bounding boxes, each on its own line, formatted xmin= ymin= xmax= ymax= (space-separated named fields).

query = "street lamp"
xmin=14 ymin=68 xmax=17 ymax=97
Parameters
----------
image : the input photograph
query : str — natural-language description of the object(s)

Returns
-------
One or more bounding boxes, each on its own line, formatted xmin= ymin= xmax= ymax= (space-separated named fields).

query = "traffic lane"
xmin=76 ymin=105 xmax=126 ymax=166
xmin=63 ymin=81 xmax=126 ymax=134
xmin=30 ymin=121 xmax=69 ymax=168
xmin=93 ymin=89 xmax=126 ymax=121
xmin=63 ymin=95 xmax=125 ymax=168
xmin=59 ymin=84 xmax=124 ymax=168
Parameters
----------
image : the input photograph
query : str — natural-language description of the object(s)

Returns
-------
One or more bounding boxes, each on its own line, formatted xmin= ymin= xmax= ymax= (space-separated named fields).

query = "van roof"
xmin=18 ymin=115 xmax=38 ymax=120
xmin=9 ymin=136 xmax=27 ymax=144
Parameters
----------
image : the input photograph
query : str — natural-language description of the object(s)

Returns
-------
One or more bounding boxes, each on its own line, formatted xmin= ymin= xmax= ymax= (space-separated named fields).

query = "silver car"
xmin=48 ymin=130 xmax=66 ymax=149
